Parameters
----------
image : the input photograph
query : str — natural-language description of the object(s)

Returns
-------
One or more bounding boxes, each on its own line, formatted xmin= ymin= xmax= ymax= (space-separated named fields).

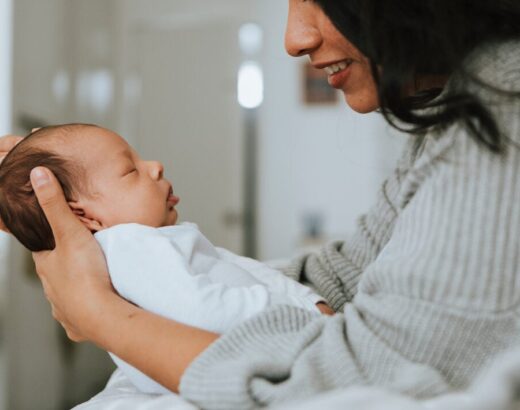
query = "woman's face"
xmin=285 ymin=0 xmax=379 ymax=113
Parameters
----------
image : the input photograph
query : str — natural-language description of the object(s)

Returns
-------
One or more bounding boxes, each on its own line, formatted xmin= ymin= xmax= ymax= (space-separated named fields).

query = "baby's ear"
xmin=68 ymin=201 xmax=104 ymax=233
xmin=68 ymin=201 xmax=85 ymax=216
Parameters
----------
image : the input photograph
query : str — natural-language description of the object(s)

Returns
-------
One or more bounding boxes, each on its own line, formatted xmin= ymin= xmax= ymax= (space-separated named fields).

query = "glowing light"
xmin=238 ymin=61 xmax=263 ymax=109
xmin=239 ymin=23 xmax=263 ymax=55
xmin=76 ymin=69 xmax=113 ymax=115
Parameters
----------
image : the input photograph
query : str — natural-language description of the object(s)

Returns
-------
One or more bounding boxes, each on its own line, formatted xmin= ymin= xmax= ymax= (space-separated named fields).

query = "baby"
xmin=0 ymin=124 xmax=329 ymax=393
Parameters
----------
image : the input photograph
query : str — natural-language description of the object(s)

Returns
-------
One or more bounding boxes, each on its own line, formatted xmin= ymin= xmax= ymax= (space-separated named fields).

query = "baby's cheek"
xmin=142 ymin=200 xmax=169 ymax=227
xmin=107 ymin=200 xmax=147 ymax=227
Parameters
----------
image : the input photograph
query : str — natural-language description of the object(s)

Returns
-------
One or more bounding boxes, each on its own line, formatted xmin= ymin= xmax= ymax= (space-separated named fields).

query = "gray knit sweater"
xmin=179 ymin=40 xmax=520 ymax=409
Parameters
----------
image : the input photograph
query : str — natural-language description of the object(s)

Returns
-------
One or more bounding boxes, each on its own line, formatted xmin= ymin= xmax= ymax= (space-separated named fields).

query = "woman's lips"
xmin=327 ymin=63 xmax=353 ymax=89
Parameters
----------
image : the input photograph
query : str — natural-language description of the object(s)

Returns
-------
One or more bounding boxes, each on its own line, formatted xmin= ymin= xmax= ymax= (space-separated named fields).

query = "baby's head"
xmin=0 ymin=124 xmax=179 ymax=251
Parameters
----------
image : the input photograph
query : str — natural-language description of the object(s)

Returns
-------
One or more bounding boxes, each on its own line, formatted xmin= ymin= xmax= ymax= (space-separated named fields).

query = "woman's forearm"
xmin=92 ymin=294 xmax=219 ymax=392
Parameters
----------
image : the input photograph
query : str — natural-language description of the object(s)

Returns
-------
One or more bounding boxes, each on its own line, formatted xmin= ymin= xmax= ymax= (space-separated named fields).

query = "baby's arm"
xmin=95 ymin=224 xmax=290 ymax=332
xmin=215 ymin=247 xmax=331 ymax=311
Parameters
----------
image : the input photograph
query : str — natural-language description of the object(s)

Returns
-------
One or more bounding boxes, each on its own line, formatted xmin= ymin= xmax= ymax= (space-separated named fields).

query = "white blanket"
xmin=75 ymin=346 xmax=520 ymax=410
xmin=73 ymin=369 xmax=197 ymax=410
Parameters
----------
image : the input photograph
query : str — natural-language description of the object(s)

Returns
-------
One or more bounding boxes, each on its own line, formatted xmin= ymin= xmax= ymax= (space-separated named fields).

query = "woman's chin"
xmin=344 ymin=92 xmax=380 ymax=114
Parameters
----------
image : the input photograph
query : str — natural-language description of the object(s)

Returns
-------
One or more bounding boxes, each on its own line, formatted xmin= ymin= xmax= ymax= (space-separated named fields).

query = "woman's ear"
xmin=68 ymin=201 xmax=105 ymax=233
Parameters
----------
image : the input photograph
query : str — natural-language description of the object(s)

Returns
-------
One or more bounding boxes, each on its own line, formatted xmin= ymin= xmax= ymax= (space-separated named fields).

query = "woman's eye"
xmin=124 ymin=169 xmax=137 ymax=176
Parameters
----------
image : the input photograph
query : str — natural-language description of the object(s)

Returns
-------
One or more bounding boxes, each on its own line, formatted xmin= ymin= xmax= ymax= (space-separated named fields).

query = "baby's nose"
xmin=149 ymin=161 xmax=164 ymax=180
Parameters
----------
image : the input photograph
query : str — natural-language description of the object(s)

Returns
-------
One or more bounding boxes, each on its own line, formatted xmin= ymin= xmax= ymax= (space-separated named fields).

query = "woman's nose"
xmin=148 ymin=161 xmax=164 ymax=180
xmin=285 ymin=2 xmax=322 ymax=57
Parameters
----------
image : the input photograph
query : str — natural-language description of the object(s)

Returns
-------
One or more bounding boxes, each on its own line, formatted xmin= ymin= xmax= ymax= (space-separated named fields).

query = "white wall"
xmin=254 ymin=0 xmax=406 ymax=260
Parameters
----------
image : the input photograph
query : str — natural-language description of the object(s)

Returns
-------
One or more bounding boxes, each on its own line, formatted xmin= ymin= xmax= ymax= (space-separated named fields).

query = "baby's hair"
xmin=0 ymin=124 xmax=95 ymax=251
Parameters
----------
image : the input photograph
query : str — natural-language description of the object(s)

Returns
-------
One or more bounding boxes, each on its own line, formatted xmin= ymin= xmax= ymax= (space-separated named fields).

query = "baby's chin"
xmin=161 ymin=221 xmax=178 ymax=227
xmin=161 ymin=211 xmax=179 ymax=227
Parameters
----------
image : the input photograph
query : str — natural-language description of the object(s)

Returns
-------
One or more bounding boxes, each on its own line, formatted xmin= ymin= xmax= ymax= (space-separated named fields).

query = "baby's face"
xmin=68 ymin=127 xmax=179 ymax=231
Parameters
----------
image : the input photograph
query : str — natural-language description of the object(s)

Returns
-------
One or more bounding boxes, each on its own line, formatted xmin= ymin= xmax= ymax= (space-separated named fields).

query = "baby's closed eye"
xmin=123 ymin=168 xmax=137 ymax=177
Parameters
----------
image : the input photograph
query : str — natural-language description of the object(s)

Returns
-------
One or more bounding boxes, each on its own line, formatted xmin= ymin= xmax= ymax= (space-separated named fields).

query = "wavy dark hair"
xmin=316 ymin=0 xmax=520 ymax=153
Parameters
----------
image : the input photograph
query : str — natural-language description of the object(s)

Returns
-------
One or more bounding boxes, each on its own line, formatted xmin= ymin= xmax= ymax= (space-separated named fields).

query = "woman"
xmin=2 ymin=0 xmax=520 ymax=408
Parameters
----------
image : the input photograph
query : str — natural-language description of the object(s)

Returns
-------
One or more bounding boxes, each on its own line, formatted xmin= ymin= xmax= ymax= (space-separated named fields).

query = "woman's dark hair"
xmin=316 ymin=0 xmax=520 ymax=153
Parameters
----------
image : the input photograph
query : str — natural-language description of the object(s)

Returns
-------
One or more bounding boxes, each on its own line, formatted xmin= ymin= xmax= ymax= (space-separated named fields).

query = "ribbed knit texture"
xmin=179 ymin=40 xmax=520 ymax=409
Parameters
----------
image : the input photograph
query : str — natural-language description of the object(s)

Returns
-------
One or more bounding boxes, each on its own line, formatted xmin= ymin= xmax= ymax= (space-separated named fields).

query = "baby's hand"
xmin=316 ymin=302 xmax=334 ymax=315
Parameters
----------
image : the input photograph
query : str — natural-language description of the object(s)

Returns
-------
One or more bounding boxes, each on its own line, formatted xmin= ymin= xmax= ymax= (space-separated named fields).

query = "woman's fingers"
xmin=28 ymin=164 xmax=114 ymax=345
xmin=29 ymin=167 xmax=88 ymax=245
xmin=30 ymin=166 xmax=113 ymax=343
xmin=0 ymin=135 xmax=24 ymax=230
xmin=0 ymin=135 xmax=23 ymax=165
xmin=0 ymin=135 xmax=23 ymax=151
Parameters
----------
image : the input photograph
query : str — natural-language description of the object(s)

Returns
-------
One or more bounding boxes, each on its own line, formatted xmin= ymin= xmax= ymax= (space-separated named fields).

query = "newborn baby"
xmin=0 ymin=124 xmax=327 ymax=393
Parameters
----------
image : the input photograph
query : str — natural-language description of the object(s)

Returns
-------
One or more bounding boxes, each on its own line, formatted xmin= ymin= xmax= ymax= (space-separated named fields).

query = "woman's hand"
xmin=30 ymin=166 xmax=116 ymax=342
xmin=0 ymin=134 xmax=23 ymax=163
xmin=0 ymin=135 xmax=23 ymax=232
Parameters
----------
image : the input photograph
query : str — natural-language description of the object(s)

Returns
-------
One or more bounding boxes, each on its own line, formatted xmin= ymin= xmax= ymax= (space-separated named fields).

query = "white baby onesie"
xmin=94 ymin=222 xmax=323 ymax=394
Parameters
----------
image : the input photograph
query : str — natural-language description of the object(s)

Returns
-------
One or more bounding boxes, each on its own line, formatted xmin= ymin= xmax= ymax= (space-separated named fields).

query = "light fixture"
xmin=238 ymin=61 xmax=264 ymax=109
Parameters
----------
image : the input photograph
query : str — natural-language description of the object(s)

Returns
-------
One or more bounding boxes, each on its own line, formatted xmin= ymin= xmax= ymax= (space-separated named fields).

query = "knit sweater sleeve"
xmin=282 ymin=139 xmax=418 ymax=311
xmin=179 ymin=41 xmax=520 ymax=409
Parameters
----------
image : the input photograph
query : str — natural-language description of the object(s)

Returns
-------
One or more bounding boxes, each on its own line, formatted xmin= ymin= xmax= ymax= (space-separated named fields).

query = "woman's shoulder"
xmin=439 ymin=38 xmax=520 ymax=149
xmin=460 ymin=38 xmax=520 ymax=89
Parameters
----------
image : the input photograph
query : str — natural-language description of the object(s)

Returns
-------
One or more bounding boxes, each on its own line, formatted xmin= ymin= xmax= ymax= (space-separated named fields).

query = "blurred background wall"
xmin=0 ymin=0 xmax=406 ymax=408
